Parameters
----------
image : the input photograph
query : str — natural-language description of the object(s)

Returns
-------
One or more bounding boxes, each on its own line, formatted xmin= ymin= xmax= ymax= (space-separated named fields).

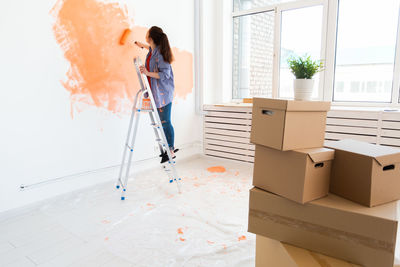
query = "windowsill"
xmin=205 ymin=102 xmax=400 ymax=113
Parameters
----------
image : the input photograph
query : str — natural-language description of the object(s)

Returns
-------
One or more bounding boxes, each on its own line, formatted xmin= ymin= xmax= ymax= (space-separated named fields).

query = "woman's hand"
xmin=139 ymin=65 xmax=149 ymax=75
xmin=134 ymin=41 xmax=149 ymax=50
xmin=134 ymin=41 xmax=144 ymax=48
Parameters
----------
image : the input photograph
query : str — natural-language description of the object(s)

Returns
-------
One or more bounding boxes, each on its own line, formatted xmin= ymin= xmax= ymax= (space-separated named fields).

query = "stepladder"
xmin=115 ymin=57 xmax=182 ymax=200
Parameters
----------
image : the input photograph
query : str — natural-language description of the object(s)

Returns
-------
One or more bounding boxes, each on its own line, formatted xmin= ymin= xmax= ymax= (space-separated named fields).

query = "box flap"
xmin=253 ymin=97 xmax=288 ymax=111
xmin=253 ymin=97 xmax=330 ymax=112
xmin=294 ymin=147 xmax=335 ymax=163
xmin=375 ymin=153 xmax=400 ymax=166
xmin=286 ymin=100 xmax=331 ymax=112
xmin=325 ymin=139 xmax=400 ymax=165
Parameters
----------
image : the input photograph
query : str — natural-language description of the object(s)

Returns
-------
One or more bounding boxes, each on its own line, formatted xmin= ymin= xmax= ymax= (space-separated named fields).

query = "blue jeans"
xmin=157 ymin=102 xmax=174 ymax=149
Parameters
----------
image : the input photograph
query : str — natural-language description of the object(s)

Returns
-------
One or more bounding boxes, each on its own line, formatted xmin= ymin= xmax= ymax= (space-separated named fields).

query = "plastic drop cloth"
xmin=40 ymin=157 xmax=256 ymax=266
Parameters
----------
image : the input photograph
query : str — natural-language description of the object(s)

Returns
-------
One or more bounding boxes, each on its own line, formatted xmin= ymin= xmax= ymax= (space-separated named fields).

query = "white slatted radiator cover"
xmin=203 ymin=105 xmax=400 ymax=163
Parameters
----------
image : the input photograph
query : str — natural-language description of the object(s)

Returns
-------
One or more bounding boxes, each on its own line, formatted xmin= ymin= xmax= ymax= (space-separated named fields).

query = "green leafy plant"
xmin=287 ymin=55 xmax=324 ymax=79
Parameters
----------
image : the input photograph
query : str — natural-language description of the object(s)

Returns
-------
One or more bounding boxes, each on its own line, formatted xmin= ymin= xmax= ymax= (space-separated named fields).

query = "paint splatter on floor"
xmin=238 ymin=235 xmax=247 ymax=241
xmin=50 ymin=0 xmax=193 ymax=116
xmin=207 ymin=166 xmax=226 ymax=173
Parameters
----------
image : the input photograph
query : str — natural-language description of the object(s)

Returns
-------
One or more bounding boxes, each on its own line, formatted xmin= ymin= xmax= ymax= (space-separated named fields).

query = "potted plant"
xmin=287 ymin=55 xmax=323 ymax=101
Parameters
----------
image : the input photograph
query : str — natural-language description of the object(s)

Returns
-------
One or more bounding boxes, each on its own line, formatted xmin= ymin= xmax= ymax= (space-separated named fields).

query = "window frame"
xmin=231 ymin=0 xmax=400 ymax=107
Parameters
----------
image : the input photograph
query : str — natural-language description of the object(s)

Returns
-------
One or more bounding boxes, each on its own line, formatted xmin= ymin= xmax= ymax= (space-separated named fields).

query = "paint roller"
xmin=119 ymin=29 xmax=132 ymax=45
xmin=119 ymin=28 xmax=143 ymax=48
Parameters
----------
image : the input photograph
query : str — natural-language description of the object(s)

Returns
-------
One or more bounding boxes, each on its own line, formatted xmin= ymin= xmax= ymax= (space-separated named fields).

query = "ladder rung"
xmin=136 ymin=109 xmax=153 ymax=112
xmin=156 ymin=139 xmax=167 ymax=146
xmin=151 ymin=123 xmax=161 ymax=128
xmin=125 ymin=144 xmax=134 ymax=151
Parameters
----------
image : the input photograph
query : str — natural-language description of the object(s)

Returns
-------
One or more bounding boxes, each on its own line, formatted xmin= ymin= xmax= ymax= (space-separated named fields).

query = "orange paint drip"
xmin=238 ymin=235 xmax=246 ymax=241
xmin=50 ymin=0 xmax=193 ymax=116
xmin=207 ymin=166 xmax=226 ymax=173
xmin=177 ymin=228 xmax=184 ymax=234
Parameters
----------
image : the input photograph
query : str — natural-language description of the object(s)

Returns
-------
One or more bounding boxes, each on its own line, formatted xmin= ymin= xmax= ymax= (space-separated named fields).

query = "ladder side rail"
xmin=117 ymin=88 xmax=142 ymax=187
xmin=136 ymin=60 xmax=182 ymax=192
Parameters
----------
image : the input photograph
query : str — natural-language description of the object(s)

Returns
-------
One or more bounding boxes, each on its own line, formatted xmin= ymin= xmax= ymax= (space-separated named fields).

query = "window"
xmin=333 ymin=0 xmax=399 ymax=103
xmin=233 ymin=0 xmax=293 ymax=12
xmin=231 ymin=0 xmax=400 ymax=106
xmin=278 ymin=5 xmax=324 ymax=98
xmin=335 ymin=81 xmax=344 ymax=92
xmin=232 ymin=11 xmax=275 ymax=98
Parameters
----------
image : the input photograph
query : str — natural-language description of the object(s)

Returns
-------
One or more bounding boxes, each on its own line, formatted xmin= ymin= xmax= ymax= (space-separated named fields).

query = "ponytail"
xmin=148 ymin=26 xmax=174 ymax=63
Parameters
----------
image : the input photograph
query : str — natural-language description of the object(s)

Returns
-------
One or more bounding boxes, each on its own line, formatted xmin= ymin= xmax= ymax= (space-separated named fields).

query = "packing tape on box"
xmin=250 ymin=209 xmax=394 ymax=253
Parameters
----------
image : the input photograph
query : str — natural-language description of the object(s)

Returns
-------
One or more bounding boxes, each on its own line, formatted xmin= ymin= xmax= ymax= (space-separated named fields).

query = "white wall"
xmin=201 ymin=0 xmax=232 ymax=104
xmin=0 ymin=0 xmax=201 ymax=214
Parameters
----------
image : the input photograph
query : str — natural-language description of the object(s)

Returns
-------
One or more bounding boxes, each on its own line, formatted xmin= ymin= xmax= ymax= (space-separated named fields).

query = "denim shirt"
xmin=146 ymin=46 xmax=175 ymax=108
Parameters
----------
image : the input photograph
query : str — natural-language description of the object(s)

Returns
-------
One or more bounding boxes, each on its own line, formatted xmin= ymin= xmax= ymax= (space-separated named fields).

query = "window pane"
xmin=233 ymin=0 xmax=293 ymax=12
xmin=279 ymin=5 xmax=323 ymax=99
xmin=233 ymin=12 xmax=274 ymax=99
xmin=333 ymin=0 xmax=399 ymax=103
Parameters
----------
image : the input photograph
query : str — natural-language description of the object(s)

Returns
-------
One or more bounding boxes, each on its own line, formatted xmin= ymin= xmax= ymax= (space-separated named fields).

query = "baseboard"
xmin=0 ymin=141 xmax=203 ymax=219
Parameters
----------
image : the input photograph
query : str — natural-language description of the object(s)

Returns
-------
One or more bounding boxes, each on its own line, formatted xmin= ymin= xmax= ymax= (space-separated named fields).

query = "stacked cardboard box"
xmin=250 ymin=98 xmax=334 ymax=203
xmin=256 ymin=235 xmax=363 ymax=267
xmin=248 ymin=98 xmax=400 ymax=267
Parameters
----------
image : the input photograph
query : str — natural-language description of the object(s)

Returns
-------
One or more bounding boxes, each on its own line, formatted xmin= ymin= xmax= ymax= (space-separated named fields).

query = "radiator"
xmin=203 ymin=104 xmax=400 ymax=163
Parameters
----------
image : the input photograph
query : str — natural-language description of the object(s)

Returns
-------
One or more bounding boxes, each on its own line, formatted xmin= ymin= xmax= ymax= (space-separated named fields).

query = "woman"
xmin=136 ymin=26 xmax=178 ymax=164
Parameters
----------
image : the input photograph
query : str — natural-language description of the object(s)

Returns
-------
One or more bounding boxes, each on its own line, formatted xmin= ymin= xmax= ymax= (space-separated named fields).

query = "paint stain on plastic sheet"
xmin=238 ymin=235 xmax=246 ymax=241
xmin=50 ymin=0 xmax=194 ymax=117
xmin=207 ymin=166 xmax=226 ymax=173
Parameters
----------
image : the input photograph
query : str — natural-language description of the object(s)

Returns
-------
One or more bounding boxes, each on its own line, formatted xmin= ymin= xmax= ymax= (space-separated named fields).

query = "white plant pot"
xmin=293 ymin=79 xmax=315 ymax=101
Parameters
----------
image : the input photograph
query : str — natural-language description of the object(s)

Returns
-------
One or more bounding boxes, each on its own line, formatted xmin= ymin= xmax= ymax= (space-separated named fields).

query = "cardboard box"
xmin=253 ymin=145 xmax=335 ymax=203
xmin=250 ymin=98 xmax=330 ymax=151
xmin=248 ymin=187 xmax=400 ymax=267
xmin=325 ymin=139 xmax=400 ymax=207
xmin=256 ymin=235 xmax=362 ymax=267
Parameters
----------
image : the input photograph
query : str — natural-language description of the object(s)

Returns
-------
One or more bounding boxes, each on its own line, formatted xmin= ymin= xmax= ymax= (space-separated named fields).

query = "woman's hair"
xmin=148 ymin=26 xmax=174 ymax=63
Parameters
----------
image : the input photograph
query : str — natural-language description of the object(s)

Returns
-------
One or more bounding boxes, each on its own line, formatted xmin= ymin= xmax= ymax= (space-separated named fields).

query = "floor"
xmin=0 ymin=156 xmax=255 ymax=267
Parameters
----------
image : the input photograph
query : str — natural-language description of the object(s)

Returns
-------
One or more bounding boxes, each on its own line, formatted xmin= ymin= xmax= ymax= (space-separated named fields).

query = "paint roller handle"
xmin=134 ymin=41 xmax=149 ymax=50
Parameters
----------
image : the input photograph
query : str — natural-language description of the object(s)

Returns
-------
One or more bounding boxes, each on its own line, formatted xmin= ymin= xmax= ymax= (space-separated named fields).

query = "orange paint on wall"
xmin=50 ymin=0 xmax=193 ymax=116
xmin=172 ymin=48 xmax=193 ymax=100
